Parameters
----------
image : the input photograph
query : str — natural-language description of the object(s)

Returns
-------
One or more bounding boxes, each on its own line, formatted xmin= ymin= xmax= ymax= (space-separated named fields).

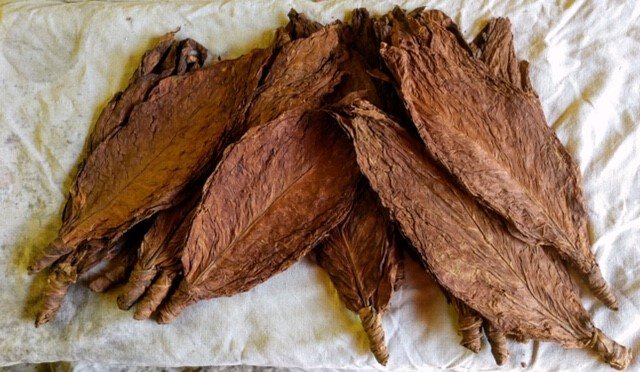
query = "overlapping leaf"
xmin=317 ymin=183 xmax=402 ymax=365
xmin=334 ymin=99 xmax=630 ymax=369
xmin=379 ymin=9 xmax=616 ymax=308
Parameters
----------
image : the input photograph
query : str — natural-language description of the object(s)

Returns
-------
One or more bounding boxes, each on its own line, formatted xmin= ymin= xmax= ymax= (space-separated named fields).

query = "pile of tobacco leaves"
xmin=27 ymin=7 xmax=631 ymax=369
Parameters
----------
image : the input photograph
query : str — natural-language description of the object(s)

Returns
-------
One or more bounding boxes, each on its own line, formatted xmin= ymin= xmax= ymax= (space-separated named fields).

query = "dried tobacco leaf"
xmin=421 ymin=14 xmax=579 ymax=358
xmin=36 ymin=238 xmax=125 ymax=327
xmin=349 ymin=9 xmax=491 ymax=355
xmin=450 ymin=297 xmax=483 ymax=354
xmin=244 ymin=23 xmax=348 ymax=129
xmin=87 ymin=16 xmax=352 ymax=321
xmin=136 ymin=17 xmax=350 ymax=319
xmin=115 ymin=192 xmax=199 ymax=318
xmin=409 ymin=8 xmax=474 ymax=58
xmin=459 ymin=17 xmax=539 ymax=359
xmin=468 ymin=17 xmax=533 ymax=93
xmin=468 ymin=17 xmax=601 ymax=354
xmin=413 ymin=12 xmax=526 ymax=357
xmin=31 ymin=35 xmax=207 ymax=274
xmin=84 ymin=27 xmax=291 ymax=314
xmin=334 ymin=99 xmax=630 ymax=369
xmin=88 ymin=35 xmax=208 ymax=151
xmin=88 ymin=246 xmax=137 ymax=293
xmin=379 ymin=9 xmax=617 ymax=309
xmin=349 ymin=8 xmax=410 ymax=121
xmin=156 ymin=109 xmax=359 ymax=323
xmin=284 ymin=10 xmax=382 ymax=108
xmin=30 ymin=45 xmax=273 ymax=279
xmin=33 ymin=36 xmax=208 ymax=326
xmin=304 ymin=17 xmax=403 ymax=365
xmin=285 ymin=9 xmax=323 ymax=39
xmin=316 ymin=182 xmax=402 ymax=365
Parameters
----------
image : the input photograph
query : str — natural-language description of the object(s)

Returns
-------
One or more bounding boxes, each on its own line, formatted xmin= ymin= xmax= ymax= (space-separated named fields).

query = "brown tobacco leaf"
xmin=31 ymin=35 xmax=208 ymax=273
xmin=85 ymin=27 xmax=292 ymax=314
xmin=144 ymin=13 xmax=389 ymax=335
xmin=116 ymin=193 xmax=199 ymax=318
xmin=35 ymin=239 xmax=125 ymax=327
xmin=433 ymin=14 xmax=577 ymax=359
xmin=469 ymin=18 xmax=533 ymax=93
xmin=88 ymin=35 xmax=208 ymax=151
xmin=244 ymin=23 xmax=348 ymax=129
xmin=138 ymin=16 xmax=349 ymax=310
xmin=413 ymin=13 xmax=582 ymax=362
xmin=409 ymin=8 xmax=474 ymax=58
xmin=88 ymin=247 xmax=137 ymax=293
xmin=284 ymin=11 xmax=381 ymax=108
xmin=460 ymin=17 xmax=540 ymax=360
xmin=316 ymin=182 xmax=402 ymax=365
xmin=32 ymin=36 xmax=208 ymax=326
xmin=285 ymin=9 xmax=322 ymax=39
xmin=450 ymin=297 xmax=483 ymax=353
xmin=91 ymin=16 xmax=350 ymax=320
xmin=350 ymin=8 xmax=488 ymax=355
xmin=349 ymin=9 xmax=410 ymax=121
xmin=156 ymin=109 xmax=359 ymax=324
xmin=416 ymin=13 xmax=517 ymax=357
xmin=334 ymin=99 xmax=631 ymax=369
xmin=31 ymin=44 xmax=273 ymax=276
xmin=379 ymin=10 xmax=617 ymax=309
xmin=137 ymin=18 xmax=349 ymax=319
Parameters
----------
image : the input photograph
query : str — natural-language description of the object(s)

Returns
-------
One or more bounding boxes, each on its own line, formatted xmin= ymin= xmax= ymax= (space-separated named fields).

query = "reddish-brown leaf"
xmin=36 ymin=238 xmax=125 ymax=327
xmin=379 ymin=9 xmax=616 ymax=308
xmin=244 ymin=24 xmax=348 ymax=129
xmin=156 ymin=109 xmax=359 ymax=323
xmin=91 ymin=17 xmax=353 ymax=321
xmin=317 ymin=182 xmax=402 ymax=365
xmin=334 ymin=99 xmax=630 ymax=369
xmin=115 ymin=193 xmax=198 ymax=312
xmin=31 ymin=35 xmax=207 ymax=274
xmin=33 ymin=36 xmax=208 ymax=326
xmin=33 ymin=45 xmax=272 ymax=274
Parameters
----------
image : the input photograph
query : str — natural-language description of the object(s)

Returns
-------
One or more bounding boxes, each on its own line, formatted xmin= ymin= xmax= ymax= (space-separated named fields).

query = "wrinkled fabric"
xmin=0 ymin=0 xmax=638 ymax=370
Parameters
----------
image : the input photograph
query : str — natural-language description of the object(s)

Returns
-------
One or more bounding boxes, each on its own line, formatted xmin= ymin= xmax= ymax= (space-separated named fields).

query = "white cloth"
xmin=0 ymin=0 xmax=638 ymax=370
